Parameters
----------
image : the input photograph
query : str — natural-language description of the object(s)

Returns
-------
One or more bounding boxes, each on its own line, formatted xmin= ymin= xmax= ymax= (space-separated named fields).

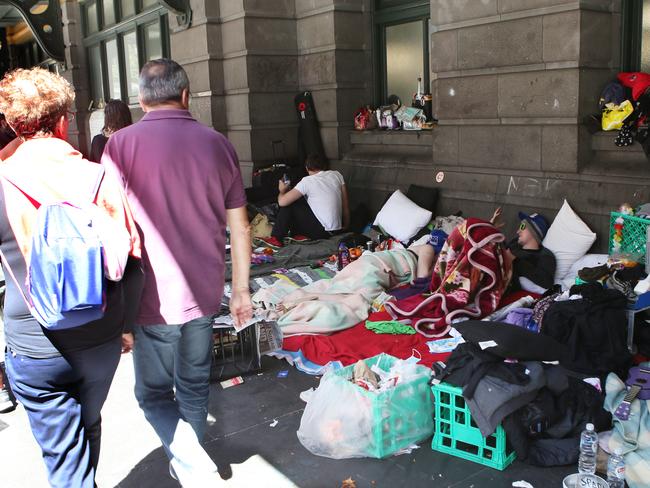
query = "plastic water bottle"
xmin=607 ymin=448 xmax=625 ymax=488
xmin=578 ymin=423 xmax=598 ymax=475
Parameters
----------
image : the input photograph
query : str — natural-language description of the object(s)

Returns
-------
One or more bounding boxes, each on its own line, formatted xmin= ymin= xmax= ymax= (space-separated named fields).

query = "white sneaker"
xmin=228 ymin=455 xmax=298 ymax=487
xmin=169 ymin=460 xmax=227 ymax=487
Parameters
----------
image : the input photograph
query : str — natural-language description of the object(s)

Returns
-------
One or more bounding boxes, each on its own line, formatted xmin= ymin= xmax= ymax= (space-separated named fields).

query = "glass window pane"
xmin=144 ymin=21 xmax=162 ymax=61
xmin=385 ymin=20 xmax=424 ymax=105
xmin=642 ymin=1 xmax=650 ymax=72
xmin=105 ymin=39 xmax=121 ymax=100
xmin=88 ymin=44 xmax=104 ymax=105
xmin=103 ymin=0 xmax=116 ymax=27
xmin=123 ymin=31 xmax=140 ymax=101
xmin=86 ymin=2 xmax=99 ymax=34
xmin=142 ymin=0 xmax=157 ymax=9
xmin=120 ymin=0 xmax=135 ymax=19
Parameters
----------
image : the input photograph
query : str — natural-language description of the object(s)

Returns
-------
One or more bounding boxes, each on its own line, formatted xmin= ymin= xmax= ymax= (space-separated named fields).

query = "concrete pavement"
xmin=1 ymin=354 xmax=576 ymax=488
xmin=0 ymin=353 xmax=163 ymax=488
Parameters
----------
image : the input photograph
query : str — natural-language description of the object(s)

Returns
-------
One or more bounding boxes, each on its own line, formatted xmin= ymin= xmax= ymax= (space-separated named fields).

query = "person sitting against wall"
xmin=258 ymin=153 xmax=350 ymax=248
xmin=89 ymin=99 xmax=133 ymax=163
xmin=492 ymin=207 xmax=556 ymax=294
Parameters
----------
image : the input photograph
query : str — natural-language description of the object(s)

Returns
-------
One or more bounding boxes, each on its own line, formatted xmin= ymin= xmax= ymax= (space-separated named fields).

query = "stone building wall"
xmin=296 ymin=0 xmax=373 ymax=160
xmin=167 ymin=0 xmax=373 ymax=186
xmin=61 ymin=0 xmax=91 ymax=153
xmin=61 ymin=0 xmax=371 ymax=187
xmin=337 ymin=0 xmax=650 ymax=251
xmin=60 ymin=0 xmax=649 ymax=251
xmin=427 ymin=0 xmax=633 ymax=247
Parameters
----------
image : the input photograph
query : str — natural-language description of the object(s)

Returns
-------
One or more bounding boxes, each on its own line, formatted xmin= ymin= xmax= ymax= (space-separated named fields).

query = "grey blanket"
xmin=221 ymin=263 xmax=337 ymax=309
xmin=224 ymin=234 xmax=348 ymax=280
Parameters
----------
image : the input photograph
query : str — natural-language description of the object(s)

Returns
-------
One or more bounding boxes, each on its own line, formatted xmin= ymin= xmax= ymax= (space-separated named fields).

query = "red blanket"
xmin=282 ymin=310 xmax=451 ymax=369
xmin=385 ymin=218 xmax=511 ymax=338
xmin=281 ymin=291 xmax=535 ymax=370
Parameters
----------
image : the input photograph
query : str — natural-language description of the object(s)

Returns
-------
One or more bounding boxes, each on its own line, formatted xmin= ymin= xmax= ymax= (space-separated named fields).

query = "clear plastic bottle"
xmin=578 ymin=423 xmax=598 ymax=475
xmin=414 ymin=76 xmax=423 ymax=106
xmin=607 ymin=448 xmax=625 ymax=488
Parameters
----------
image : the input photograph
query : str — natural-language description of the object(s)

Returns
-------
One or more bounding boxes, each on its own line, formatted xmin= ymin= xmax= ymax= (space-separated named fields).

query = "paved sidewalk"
xmin=1 ymin=353 xmax=163 ymax=488
xmin=1 ymin=354 xmax=576 ymax=488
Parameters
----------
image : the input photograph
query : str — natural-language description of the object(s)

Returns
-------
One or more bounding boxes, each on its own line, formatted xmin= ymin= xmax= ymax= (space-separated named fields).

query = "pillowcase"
xmin=373 ymin=190 xmax=432 ymax=242
xmin=543 ymin=199 xmax=597 ymax=283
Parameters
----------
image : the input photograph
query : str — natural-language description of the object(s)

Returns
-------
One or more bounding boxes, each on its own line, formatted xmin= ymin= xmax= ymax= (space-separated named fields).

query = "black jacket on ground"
xmin=433 ymin=342 xmax=531 ymax=400
xmin=502 ymin=373 xmax=611 ymax=467
xmin=541 ymin=283 xmax=631 ymax=379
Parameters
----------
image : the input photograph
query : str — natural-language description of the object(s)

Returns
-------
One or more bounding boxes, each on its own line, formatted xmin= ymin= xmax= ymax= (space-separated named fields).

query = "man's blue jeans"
xmin=133 ymin=315 xmax=220 ymax=484
xmin=4 ymin=337 xmax=121 ymax=488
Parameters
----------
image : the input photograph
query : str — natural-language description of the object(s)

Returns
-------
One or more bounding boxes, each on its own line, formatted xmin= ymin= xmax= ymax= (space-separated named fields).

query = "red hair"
xmin=0 ymin=68 xmax=75 ymax=138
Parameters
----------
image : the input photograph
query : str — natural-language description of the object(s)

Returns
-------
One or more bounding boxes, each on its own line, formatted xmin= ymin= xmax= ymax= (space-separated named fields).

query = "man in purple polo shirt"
xmin=102 ymin=59 xmax=252 ymax=485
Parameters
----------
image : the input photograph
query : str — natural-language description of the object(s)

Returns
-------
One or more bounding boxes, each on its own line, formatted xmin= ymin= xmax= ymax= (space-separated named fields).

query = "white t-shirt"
xmin=294 ymin=170 xmax=345 ymax=231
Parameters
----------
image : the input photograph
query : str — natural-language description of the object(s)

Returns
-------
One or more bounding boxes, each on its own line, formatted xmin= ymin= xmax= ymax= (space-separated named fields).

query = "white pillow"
xmin=374 ymin=190 xmax=432 ymax=242
xmin=543 ymin=200 xmax=597 ymax=283
xmin=558 ymin=253 xmax=609 ymax=290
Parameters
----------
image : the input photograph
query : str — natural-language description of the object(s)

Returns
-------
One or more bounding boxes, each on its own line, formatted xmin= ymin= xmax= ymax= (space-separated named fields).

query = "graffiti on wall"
xmin=506 ymin=176 xmax=561 ymax=198
xmin=506 ymin=175 xmax=650 ymax=206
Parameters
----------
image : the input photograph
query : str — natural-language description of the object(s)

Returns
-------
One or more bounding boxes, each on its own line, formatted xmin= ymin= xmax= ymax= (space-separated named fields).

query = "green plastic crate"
xmin=609 ymin=212 xmax=650 ymax=262
xmin=431 ymin=382 xmax=516 ymax=470
xmin=330 ymin=353 xmax=434 ymax=458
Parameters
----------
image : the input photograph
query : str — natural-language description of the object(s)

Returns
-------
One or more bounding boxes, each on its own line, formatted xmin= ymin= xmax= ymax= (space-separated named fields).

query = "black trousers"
xmin=272 ymin=198 xmax=330 ymax=240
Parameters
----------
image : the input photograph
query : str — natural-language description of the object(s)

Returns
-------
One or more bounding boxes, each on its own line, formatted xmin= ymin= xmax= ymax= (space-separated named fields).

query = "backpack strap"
xmin=1 ymin=175 xmax=42 ymax=208
xmin=0 ymin=175 xmax=32 ymax=311
xmin=0 ymin=246 xmax=33 ymax=312
xmin=91 ymin=166 xmax=106 ymax=205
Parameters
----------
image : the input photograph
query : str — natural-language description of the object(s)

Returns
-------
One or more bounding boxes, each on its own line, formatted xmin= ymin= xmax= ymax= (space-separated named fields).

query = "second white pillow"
xmin=543 ymin=199 xmax=597 ymax=283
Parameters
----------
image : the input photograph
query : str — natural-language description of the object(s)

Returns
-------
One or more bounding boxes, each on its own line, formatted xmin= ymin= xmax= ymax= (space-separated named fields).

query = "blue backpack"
xmin=27 ymin=201 xmax=106 ymax=330
xmin=0 ymin=168 xmax=120 ymax=331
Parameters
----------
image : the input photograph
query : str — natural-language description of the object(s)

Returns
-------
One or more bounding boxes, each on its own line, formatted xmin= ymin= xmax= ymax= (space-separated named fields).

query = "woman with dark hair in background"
xmin=89 ymin=99 xmax=132 ymax=162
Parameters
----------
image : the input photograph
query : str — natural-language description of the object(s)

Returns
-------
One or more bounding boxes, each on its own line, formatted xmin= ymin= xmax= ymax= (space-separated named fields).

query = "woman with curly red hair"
xmin=0 ymin=68 xmax=142 ymax=488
